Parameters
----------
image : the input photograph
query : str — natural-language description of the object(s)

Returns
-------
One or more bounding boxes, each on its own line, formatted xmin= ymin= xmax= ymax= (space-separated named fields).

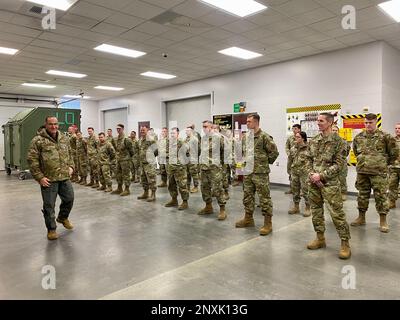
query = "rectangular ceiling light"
xmin=25 ymin=0 xmax=79 ymax=11
xmin=22 ymin=83 xmax=56 ymax=88
xmin=94 ymin=86 xmax=124 ymax=91
xmin=218 ymin=47 xmax=262 ymax=60
xmin=94 ymin=44 xmax=146 ymax=58
xmin=199 ymin=0 xmax=267 ymax=17
xmin=140 ymin=71 xmax=176 ymax=79
xmin=0 ymin=46 xmax=19 ymax=55
xmin=63 ymin=95 xmax=92 ymax=99
xmin=46 ymin=70 xmax=87 ymax=78
xmin=378 ymin=0 xmax=400 ymax=22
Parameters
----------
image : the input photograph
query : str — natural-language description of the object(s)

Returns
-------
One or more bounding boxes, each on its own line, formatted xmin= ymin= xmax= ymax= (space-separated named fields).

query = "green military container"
xmin=2 ymin=107 xmax=81 ymax=179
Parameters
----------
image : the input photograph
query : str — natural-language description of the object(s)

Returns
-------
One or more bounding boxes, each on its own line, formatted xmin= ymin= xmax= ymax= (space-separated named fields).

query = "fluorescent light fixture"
xmin=199 ymin=0 xmax=267 ymax=17
xmin=378 ymin=0 xmax=400 ymax=22
xmin=140 ymin=71 xmax=176 ymax=80
xmin=22 ymin=83 xmax=56 ymax=88
xmin=94 ymin=86 xmax=124 ymax=91
xmin=218 ymin=47 xmax=262 ymax=60
xmin=25 ymin=0 xmax=79 ymax=11
xmin=46 ymin=70 xmax=87 ymax=78
xmin=0 ymin=46 xmax=18 ymax=55
xmin=63 ymin=95 xmax=92 ymax=99
xmin=94 ymin=44 xmax=146 ymax=58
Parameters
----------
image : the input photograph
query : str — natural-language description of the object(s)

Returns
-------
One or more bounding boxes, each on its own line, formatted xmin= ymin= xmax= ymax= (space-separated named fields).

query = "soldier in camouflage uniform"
xmin=86 ymin=127 xmax=99 ymax=188
xmin=129 ymin=130 xmax=140 ymax=183
xmin=198 ymin=120 xmax=227 ymax=221
xmin=388 ymin=123 xmax=400 ymax=209
xmin=157 ymin=127 xmax=169 ymax=188
xmin=285 ymin=124 xmax=301 ymax=194
xmin=185 ymin=127 xmax=200 ymax=193
xmin=332 ymin=125 xmax=351 ymax=201
xmin=235 ymin=114 xmax=279 ymax=235
xmin=106 ymin=128 xmax=116 ymax=177
xmin=165 ymin=127 xmax=189 ymax=210
xmin=97 ymin=132 xmax=116 ymax=192
xmin=76 ymin=131 xmax=88 ymax=185
xmin=305 ymin=113 xmax=351 ymax=259
xmin=111 ymin=124 xmax=134 ymax=196
xmin=288 ymin=131 xmax=310 ymax=217
xmin=351 ymin=113 xmax=399 ymax=233
xmin=68 ymin=126 xmax=79 ymax=182
xmin=27 ymin=116 xmax=74 ymax=240
xmin=214 ymin=125 xmax=232 ymax=200
xmin=137 ymin=126 xmax=158 ymax=202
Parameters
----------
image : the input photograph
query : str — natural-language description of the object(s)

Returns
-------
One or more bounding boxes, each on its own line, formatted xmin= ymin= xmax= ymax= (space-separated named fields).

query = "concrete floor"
xmin=0 ymin=172 xmax=399 ymax=300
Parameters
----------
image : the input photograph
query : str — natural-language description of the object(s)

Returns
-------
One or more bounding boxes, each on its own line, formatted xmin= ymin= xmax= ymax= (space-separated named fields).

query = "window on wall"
xmin=60 ymin=99 xmax=81 ymax=109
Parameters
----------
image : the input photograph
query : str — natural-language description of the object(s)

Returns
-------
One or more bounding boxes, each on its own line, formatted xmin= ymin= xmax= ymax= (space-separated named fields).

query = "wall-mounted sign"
xmin=234 ymin=102 xmax=246 ymax=113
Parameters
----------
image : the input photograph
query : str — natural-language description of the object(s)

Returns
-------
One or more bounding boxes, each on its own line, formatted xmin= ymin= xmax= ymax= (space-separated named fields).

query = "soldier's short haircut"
xmin=247 ymin=114 xmax=260 ymax=122
xmin=107 ymin=128 xmax=112 ymax=131
xmin=292 ymin=124 xmax=301 ymax=130
xmin=98 ymin=132 xmax=105 ymax=136
xmin=88 ymin=127 xmax=94 ymax=130
xmin=45 ymin=116 xmax=57 ymax=123
xmin=171 ymin=127 xmax=179 ymax=132
xmin=299 ymin=131 xmax=307 ymax=142
xmin=162 ymin=127 xmax=168 ymax=130
xmin=117 ymin=124 xmax=124 ymax=129
xmin=131 ymin=130 xmax=136 ymax=134
xmin=365 ymin=113 xmax=377 ymax=120
xmin=202 ymin=120 xmax=213 ymax=125
xmin=320 ymin=112 xmax=334 ymax=123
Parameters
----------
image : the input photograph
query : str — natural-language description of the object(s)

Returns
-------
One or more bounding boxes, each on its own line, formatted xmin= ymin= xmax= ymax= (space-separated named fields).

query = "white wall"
xmin=80 ymin=100 xmax=99 ymax=133
xmin=97 ymin=42 xmax=386 ymax=190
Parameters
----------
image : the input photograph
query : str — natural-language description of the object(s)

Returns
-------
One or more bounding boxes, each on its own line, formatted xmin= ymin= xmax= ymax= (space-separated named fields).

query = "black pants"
xmin=41 ymin=180 xmax=74 ymax=231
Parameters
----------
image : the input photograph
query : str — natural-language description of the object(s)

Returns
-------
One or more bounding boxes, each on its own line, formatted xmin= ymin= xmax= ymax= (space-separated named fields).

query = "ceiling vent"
xmin=151 ymin=11 xmax=182 ymax=25
xmin=29 ymin=5 xmax=43 ymax=15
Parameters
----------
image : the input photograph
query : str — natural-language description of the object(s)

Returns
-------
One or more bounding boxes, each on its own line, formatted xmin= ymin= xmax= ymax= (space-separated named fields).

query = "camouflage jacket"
xmin=199 ymin=133 xmax=224 ymax=170
xmin=87 ymin=135 xmax=99 ymax=157
xmin=167 ymin=138 xmax=186 ymax=168
xmin=185 ymin=135 xmax=201 ymax=163
xmin=285 ymin=135 xmax=296 ymax=157
xmin=98 ymin=141 xmax=116 ymax=165
xmin=242 ymin=129 xmax=279 ymax=174
xmin=158 ymin=137 xmax=169 ymax=164
xmin=106 ymin=136 xmax=116 ymax=149
xmin=139 ymin=135 xmax=157 ymax=165
xmin=68 ymin=134 xmax=77 ymax=151
xmin=353 ymin=130 xmax=399 ymax=175
xmin=392 ymin=136 xmax=400 ymax=168
xmin=76 ymin=138 xmax=87 ymax=159
xmin=27 ymin=129 xmax=74 ymax=182
xmin=289 ymin=143 xmax=310 ymax=176
xmin=115 ymin=134 xmax=134 ymax=162
xmin=130 ymin=137 xmax=139 ymax=160
xmin=306 ymin=132 xmax=345 ymax=183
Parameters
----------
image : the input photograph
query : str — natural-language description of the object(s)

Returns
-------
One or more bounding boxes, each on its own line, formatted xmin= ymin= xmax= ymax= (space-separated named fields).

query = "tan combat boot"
xmin=111 ymin=184 xmax=123 ymax=195
xmin=217 ymin=205 xmax=227 ymax=221
xmin=190 ymin=186 xmax=199 ymax=193
xmin=342 ymin=194 xmax=347 ymax=201
xmin=98 ymin=185 xmax=106 ymax=191
xmin=165 ymin=197 xmax=178 ymax=207
xmin=307 ymin=232 xmax=326 ymax=250
xmin=56 ymin=218 xmax=74 ymax=230
xmin=86 ymin=179 xmax=94 ymax=187
xmin=260 ymin=215 xmax=272 ymax=236
xmin=178 ymin=200 xmax=189 ymax=211
xmin=91 ymin=181 xmax=99 ymax=188
xmin=389 ymin=199 xmax=396 ymax=209
xmin=379 ymin=214 xmax=389 ymax=233
xmin=79 ymin=177 xmax=87 ymax=185
xmin=157 ymin=181 xmax=167 ymax=188
xmin=350 ymin=212 xmax=366 ymax=227
xmin=137 ymin=190 xmax=149 ymax=200
xmin=105 ymin=186 xmax=113 ymax=192
xmin=47 ymin=230 xmax=58 ymax=240
xmin=339 ymin=240 xmax=351 ymax=259
xmin=198 ymin=202 xmax=214 ymax=215
xmin=304 ymin=204 xmax=311 ymax=217
xmin=146 ymin=190 xmax=156 ymax=202
xmin=235 ymin=212 xmax=255 ymax=228
xmin=288 ymin=203 xmax=300 ymax=215
xmin=120 ymin=186 xmax=130 ymax=196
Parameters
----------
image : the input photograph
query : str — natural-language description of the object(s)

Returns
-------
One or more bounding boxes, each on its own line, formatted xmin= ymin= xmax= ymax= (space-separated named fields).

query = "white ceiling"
xmin=0 ymin=0 xmax=399 ymax=101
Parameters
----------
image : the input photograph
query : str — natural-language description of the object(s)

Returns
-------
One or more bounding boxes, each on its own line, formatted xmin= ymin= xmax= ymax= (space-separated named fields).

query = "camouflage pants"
xmin=356 ymin=173 xmax=389 ymax=215
xmin=141 ymin=163 xmax=157 ymax=191
xmin=222 ymin=164 xmax=230 ymax=192
xmin=287 ymin=156 xmax=292 ymax=185
xmin=159 ymin=164 xmax=168 ymax=183
xmin=116 ymin=160 xmax=131 ymax=187
xmin=388 ymin=168 xmax=400 ymax=202
xmin=339 ymin=165 xmax=348 ymax=194
xmin=167 ymin=165 xmax=189 ymax=201
xmin=88 ymin=156 xmax=99 ymax=182
xmin=187 ymin=164 xmax=199 ymax=188
xmin=201 ymin=166 xmax=226 ymax=206
xmin=131 ymin=158 xmax=140 ymax=181
xmin=243 ymin=173 xmax=272 ymax=216
xmin=291 ymin=171 xmax=309 ymax=205
xmin=71 ymin=151 xmax=78 ymax=180
xmin=99 ymin=164 xmax=112 ymax=187
xmin=77 ymin=156 xmax=88 ymax=178
xmin=309 ymin=183 xmax=350 ymax=240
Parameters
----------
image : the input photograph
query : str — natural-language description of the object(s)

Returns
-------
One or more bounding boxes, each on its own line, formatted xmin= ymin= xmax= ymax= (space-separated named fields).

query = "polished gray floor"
xmin=0 ymin=172 xmax=399 ymax=300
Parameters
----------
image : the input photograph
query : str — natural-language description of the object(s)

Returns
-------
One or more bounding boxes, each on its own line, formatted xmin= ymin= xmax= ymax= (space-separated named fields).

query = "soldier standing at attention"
xmin=165 ymin=127 xmax=189 ymax=210
xmin=67 ymin=125 xmax=79 ymax=183
xmin=157 ymin=127 xmax=169 ymax=188
xmin=106 ymin=128 xmax=116 ymax=177
xmin=388 ymin=123 xmax=400 ymax=209
xmin=288 ymin=131 xmax=310 ymax=217
xmin=76 ymin=131 xmax=88 ymax=185
xmin=111 ymin=124 xmax=134 ymax=196
xmin=305 ymin=113 xmax=351 ymax=259
xmin=332 ymin=125 xmax=351 ymax=201
xmin=137 ymin=126 xmax=158 ymax=202
xmin=351 ymin=113 xmax=398 ymax=233
xmin=285 ymin=124 xmax=301 ymax=194
xmin=86 ymin=127 xmax=99 ymax=188
xmin=97 ymin=132 xmax=116 ymax=192
xmin=185 ymin=126 xmax=200 ymax=193
xmin=27 ymin=116 xmax=74 ymax=240
xmin=129 ymin=130 xmax=140 ymax=183
xmin=235 ymin=114 xmax=279 ymax=235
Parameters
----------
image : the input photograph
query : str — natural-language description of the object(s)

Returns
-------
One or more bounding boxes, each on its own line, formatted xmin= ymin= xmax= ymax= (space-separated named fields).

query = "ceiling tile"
xmin=104 ymin=13 xmax=145 ymax=29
